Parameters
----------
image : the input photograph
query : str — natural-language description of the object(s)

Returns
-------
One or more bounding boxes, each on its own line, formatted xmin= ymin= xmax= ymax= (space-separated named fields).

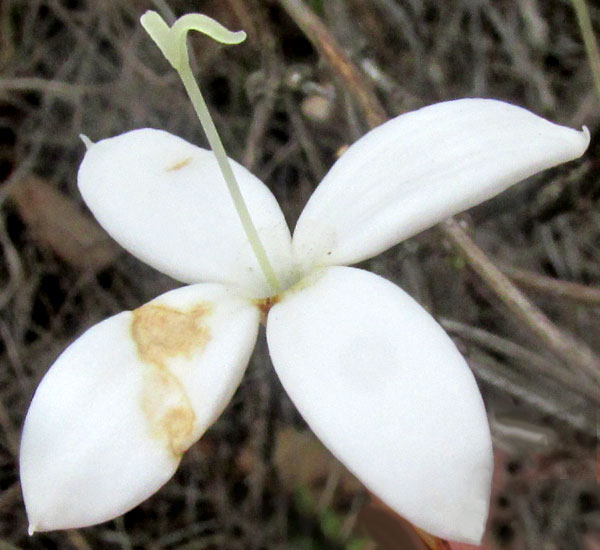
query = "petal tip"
xmin=450 ymin=494 xmax=489 ymax=545
xmin=79 ymin=134 xmax=94 ymax=150
xmin=582 ymin=125 xmax=591 ymax=148
xmin=565 ymin=124 xmax=591 ymax=162
xmin=28 ymin=523 xmax=37 ymax=536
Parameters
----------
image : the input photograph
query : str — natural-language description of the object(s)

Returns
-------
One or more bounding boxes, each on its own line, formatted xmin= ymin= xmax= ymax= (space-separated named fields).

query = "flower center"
xmin=254 ymin=267 xmax=325 ymax=323
xmin=255 ymin=295 xmax=280 ymax=324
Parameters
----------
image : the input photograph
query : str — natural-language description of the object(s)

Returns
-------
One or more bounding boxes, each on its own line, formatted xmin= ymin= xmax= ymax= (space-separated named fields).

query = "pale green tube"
xmin=141 ymin=10 xmax=282 ymax=294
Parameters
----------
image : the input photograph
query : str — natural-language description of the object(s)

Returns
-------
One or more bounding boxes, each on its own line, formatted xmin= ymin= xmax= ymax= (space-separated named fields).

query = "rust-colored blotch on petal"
xmin=132 ymin=304 xmax=211 ymax=365
xmin=132 ymin=303 xmax=212 ymax=456
xmin=166 ymin=157 xmax=193 ymax=171
xmin=140 ymin=367 xmax=196 ymax=455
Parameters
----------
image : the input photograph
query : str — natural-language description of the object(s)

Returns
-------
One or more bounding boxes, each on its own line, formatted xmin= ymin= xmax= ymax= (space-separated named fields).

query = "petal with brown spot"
xmin=20 ymin=282 xmax=260 ymax=532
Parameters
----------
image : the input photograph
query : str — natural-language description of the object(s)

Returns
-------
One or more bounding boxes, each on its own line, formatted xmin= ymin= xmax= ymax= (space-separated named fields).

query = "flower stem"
xmin=177 ymin=62 xmax=281 ymax=294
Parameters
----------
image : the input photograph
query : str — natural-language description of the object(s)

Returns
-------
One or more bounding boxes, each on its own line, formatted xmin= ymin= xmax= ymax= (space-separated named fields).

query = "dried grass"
xmin=0 ymin=0 xmax=599 ymax=548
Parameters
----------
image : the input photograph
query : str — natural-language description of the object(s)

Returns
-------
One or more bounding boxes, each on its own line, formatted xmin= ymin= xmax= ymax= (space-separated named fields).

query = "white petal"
xmin=293 ymin=99 xmax=590 ymax=271
xmin=78 ymin=129 xmax=293 ymax=297
xmin=21 ymin=284 xmax=259 ymax=532
xmin=266 ymin=267 xmax=493 ymax=543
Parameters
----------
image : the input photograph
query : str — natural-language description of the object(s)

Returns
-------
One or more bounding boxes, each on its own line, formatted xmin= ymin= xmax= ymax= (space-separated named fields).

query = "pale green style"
xmin=141 ymin=10 xmax=281 ymax=293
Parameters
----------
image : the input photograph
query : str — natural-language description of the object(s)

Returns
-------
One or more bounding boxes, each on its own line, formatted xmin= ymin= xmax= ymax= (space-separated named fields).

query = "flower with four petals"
xmin=19 ymin=11 xmax=590 ymax=546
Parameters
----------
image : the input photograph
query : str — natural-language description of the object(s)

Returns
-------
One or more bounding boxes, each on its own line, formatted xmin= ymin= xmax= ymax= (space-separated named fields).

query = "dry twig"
xmin=278 ymin=0 xmax=387 ymax=129
xmin=499 ymin=261 xmax=600 ymax=307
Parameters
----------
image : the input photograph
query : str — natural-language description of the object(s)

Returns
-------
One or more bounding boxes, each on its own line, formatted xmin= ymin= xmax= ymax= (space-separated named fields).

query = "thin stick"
xmin=498 ymin=262 xmax=600 ymax=306
xmin=0 ymin=77 xmax=102 ymax=96
xmin=441 ymin=318 xmax=600 ymax=404
xmin=278 ymin=0 xmax=387 ymax=130
xmin=470 ymin=352 xmax=597 ymax=438
xmin=278 ymin=0 xmax=600 ymax=384
xmin=572 ymin=0 xmax=600 ymax=100
xmin=442 ymin=218 xmax=600 ymax=386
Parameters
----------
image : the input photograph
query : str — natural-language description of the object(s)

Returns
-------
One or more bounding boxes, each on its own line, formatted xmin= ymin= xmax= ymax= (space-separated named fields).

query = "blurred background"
xmin=1 ymin=0 xmax=599 ymax=548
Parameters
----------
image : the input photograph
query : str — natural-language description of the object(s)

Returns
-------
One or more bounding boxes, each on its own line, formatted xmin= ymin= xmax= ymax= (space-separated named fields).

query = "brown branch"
xmin=277 ymin=0 xmax=600 ymax=385
xmin=442 ymin=218 xmax=600 ymax=386
xmin=469 ymin=352 xmax=597 ymax=438
xmin=0 ymin=77 xmax=104 ymax=96
xmin=278 ymin=0 xmax=387 ymax=130
xmin=498 ymin=262 xmax=600 ymax=306
xmin=441 ymin=318 xmax=600 ymax=404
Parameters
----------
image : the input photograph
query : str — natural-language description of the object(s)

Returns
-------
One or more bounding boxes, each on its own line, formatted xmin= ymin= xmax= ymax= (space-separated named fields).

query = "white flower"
xmin=19 ymin=98 xmax=589 ymax=543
